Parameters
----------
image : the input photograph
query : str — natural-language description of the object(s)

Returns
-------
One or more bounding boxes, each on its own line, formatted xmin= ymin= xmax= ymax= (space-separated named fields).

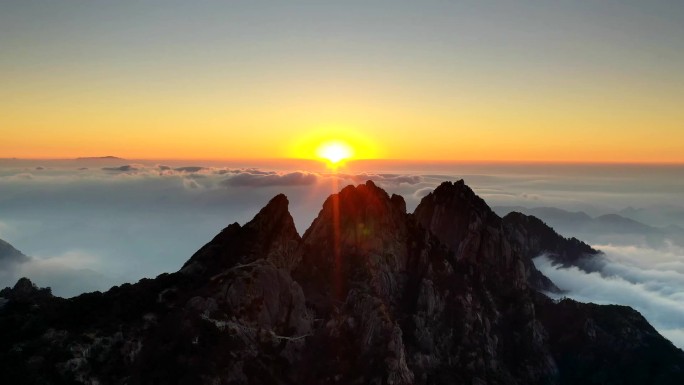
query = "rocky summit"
xmin=1 ymin=180 xmax=683 ymax=385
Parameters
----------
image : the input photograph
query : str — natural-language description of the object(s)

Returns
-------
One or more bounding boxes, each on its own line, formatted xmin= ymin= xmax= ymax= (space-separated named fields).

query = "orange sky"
xmin=2 ymin=2 xmax=683 ymax=163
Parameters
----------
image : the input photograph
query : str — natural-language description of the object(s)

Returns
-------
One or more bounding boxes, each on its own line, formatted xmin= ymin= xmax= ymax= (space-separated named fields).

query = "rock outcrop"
xmin=0 ymin=277 xmax=53 ymax=304
xmin=1 ymin=180 xmax=682 ymax=385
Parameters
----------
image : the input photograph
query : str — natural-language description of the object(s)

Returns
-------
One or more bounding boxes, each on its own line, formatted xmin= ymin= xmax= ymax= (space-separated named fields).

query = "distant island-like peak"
xmin=75 ymin=156 xmax=125 ymax=160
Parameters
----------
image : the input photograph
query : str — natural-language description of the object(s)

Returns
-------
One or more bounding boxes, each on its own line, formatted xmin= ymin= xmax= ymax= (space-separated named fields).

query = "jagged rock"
xmin=181 ymin=194 xmax=302 ymax=276
xmin=0 ymin=180 xmax=682 ymax=385
xmin=414 ymin=180 xmax=507 ymax=263
xmin=295 ymin=180 xmax=411 ymax=311
xmin=502 ymin=212 xmax=601 ymax=269
xmin=0 ymin=277 xmax=52 ymax=303
xmin=415 ymin=181 xmax=558 ymax=292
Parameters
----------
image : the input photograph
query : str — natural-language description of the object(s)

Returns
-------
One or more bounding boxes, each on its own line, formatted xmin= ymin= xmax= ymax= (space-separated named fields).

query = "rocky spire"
xmin=302 ymin=180 xmax=407 ymax=256
xmin=296 ymin=180 xmax=410 ymax=308
xmin=413 ymin=180 xmax=564 ymax=292
xmin=181 ymin=193 xmax=301 ymax=275
xmin=413 ymin=180 xmax=527 ymax=281
xmin=293 ymin=181 xmax=416 ymax=384
xmin=414 ymin=180 xmax=503 ymax=260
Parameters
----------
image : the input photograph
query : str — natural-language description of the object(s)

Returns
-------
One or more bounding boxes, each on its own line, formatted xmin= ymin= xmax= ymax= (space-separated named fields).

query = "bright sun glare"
xmin=317 ymin=141 xmax=353 ymax=165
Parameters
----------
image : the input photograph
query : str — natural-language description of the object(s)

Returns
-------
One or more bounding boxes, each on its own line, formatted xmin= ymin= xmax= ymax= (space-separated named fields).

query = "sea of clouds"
xmin=535 ymin=242 xmax=684 ymax=349
xmin=1 ymin=159 xmax=683 ymax=348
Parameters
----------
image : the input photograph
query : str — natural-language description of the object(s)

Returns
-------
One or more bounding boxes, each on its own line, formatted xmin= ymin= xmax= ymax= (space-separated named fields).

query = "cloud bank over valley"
xmin=1 ymin=159 xmax=683 ymax=348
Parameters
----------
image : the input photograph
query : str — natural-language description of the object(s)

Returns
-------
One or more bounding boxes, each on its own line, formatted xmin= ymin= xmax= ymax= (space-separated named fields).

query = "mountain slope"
xmin=494 ymin=205 xmax=684 ymax=248
xmin=1 ymin=181 xmax=682 ymax=385
xmin=0 ymin=238 xmax=29 ymax=266
xmin=414 ymin=181 xmax=561 ymax=292
xmin=502 ymin=212 xmax=601 ymax=268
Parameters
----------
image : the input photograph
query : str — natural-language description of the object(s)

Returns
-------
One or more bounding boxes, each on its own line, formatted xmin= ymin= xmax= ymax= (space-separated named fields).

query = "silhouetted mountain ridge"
xmin=1 ymin=180 xmax=682 ymax=385
xmin=502 ymin=212 xmax=601 ymax=268
xmin=494 ymin=205 xmax=684 ymax=249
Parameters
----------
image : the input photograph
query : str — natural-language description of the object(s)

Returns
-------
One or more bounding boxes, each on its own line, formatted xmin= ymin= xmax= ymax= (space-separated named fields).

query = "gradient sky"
xmin=2 ymin=0 xmax=683 ymax=162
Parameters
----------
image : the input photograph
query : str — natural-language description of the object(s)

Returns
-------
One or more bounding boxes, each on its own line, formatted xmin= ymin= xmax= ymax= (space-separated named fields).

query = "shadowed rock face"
xmin=502 ymin=212 xmax=601 ymax=269
xmin=415 ymin=181 xmax=559 ymax=292
xmin=1 ymin=181 xmax=683 ymax=385
xmin=182 ymin=193 xmax=302 ymax=275
xmin=0 ymin=238 xmax=29 ymax=266
xmin=0 ymin=277 xmax=52 ymax=304
xmin=296 ymin=181 xmax=410 ymax=308
xmin=414 ymin=180 xmax=505 ymax=263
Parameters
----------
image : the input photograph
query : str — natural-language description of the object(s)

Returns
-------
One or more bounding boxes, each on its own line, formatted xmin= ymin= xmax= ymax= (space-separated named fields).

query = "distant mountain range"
xmin=74 ymin=156 xmax=125 ymax=160
xmin=619 ymin=205 xmax=684 ymax=228
xmin=494 ymin=206 xmax=684 ymax=248
xmin=1 ymin=181 xmax=682 ymax=384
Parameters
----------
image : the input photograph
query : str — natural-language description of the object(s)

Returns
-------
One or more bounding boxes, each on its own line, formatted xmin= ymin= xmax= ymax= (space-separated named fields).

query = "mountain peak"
xmin=413 ymin=179 xmax=501 ymax=262
xmin=181 ymin=193 xmax=301 ymax=274
xmin=296 ymin=181 xmax=411 ymax=309
xmin=0 ymin=238 xmax=29 ymax=265
xmin=303 ymin=180 xmax=407 ymax=248
xmin=0 ymin=277 xmax=52 ymax=303
xmin=430 ymin=180 xmax=488 ymax=207
xmin=413 ymin=180 xmax=564 ymax=292
xmin=243 ymin=193 xmax=293 ymax=233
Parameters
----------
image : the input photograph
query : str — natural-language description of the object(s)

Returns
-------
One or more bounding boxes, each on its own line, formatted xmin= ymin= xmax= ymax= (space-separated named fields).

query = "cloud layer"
xmin=535 ymin=244 xmax=684 ymax=349
xmin=1 ymin=154 xmax=683 ymax=353
xmin=0 ymin=160 xmax=430 ymax=296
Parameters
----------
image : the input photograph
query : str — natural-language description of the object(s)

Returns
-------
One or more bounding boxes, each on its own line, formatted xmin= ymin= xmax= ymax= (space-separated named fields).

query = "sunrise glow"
xmin=2 ymin=3 xmax=684 ymax=382
xmin=1 ymin=2 xmax=683 ymax=164
xmin=316 ymin=141 xmax=353 ymax=165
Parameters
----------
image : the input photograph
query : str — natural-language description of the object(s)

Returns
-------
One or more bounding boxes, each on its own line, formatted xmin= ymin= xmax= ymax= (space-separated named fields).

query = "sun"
xmin=317 ymin=141 xmax=353 ymax=165
xmin=287 ymin=125 xmax=378 ymax=165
